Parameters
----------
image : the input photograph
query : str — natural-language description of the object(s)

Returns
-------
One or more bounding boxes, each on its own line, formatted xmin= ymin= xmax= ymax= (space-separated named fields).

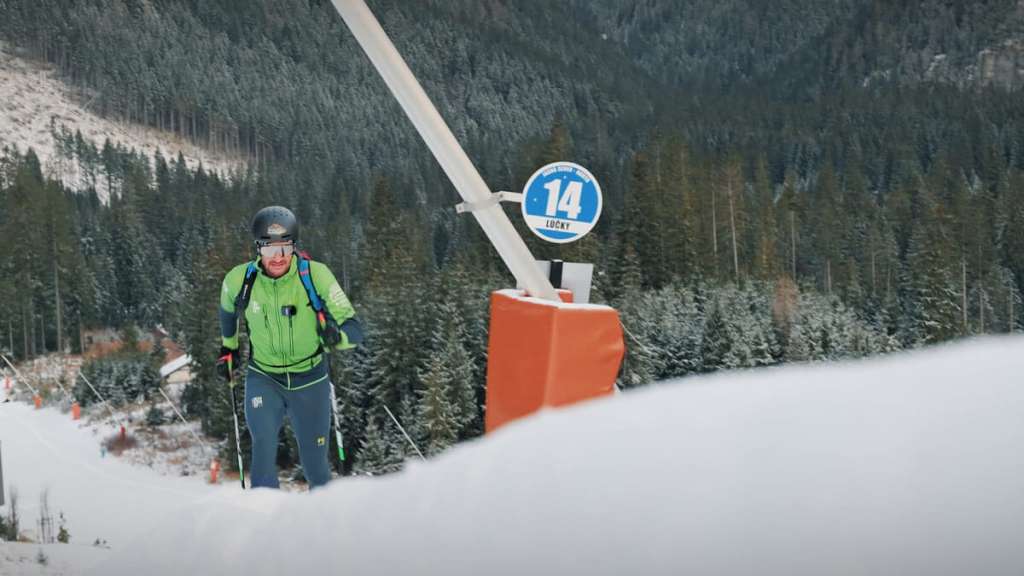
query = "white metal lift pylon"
xmin=330 ymin=0 xmax=625 ymax=431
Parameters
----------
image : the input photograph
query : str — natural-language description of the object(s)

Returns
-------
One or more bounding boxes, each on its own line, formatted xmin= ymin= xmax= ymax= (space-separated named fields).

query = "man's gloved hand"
xmin=216 ymin=346 xmax=240 ymax=384
xmin=320 ymin=316 xmax=342 ymax=347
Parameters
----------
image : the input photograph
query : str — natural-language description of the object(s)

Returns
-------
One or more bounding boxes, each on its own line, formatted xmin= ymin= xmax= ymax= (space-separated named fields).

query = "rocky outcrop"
xmin=977 ymin=38 xmax=1024 ymax=90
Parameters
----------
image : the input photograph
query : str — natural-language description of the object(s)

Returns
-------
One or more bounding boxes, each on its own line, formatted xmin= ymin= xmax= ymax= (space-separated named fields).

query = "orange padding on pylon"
xmin=485 ymin=289 xmax=624 ymax=433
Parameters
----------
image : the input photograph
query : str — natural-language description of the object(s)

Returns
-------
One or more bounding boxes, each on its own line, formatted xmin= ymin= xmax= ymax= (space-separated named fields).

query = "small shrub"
xmin=145 ymin=404 xmax=166 ymax=427
xmin=104 ymin=431 xmax=139 ymax=456
xmin=57 ymin=512 xmax=70 ymax=543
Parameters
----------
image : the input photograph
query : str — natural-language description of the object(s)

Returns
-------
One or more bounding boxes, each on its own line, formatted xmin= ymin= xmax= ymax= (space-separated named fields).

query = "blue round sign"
xmin=520 ymin=162 xmax=602 ymax=244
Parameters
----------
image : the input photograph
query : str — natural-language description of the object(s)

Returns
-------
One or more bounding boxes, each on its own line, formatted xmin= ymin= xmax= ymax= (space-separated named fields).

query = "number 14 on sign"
xmin=544 ymin=179 xmax=583 ymax=220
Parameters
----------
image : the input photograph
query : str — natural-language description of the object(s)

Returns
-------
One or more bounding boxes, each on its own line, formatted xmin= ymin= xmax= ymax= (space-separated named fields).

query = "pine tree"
xmin=717 ymin=154 xmax=746 ymax=281
xmin=753 ymin=155 xmax=778 ymax=279
xmin=903 ymin=188 xmax=962 ymax=345
xmin=417 ymin=360 xmax=459 ymax=456
xmin=417 ymin=293 xmax=477 ymax=451
xmin=353 ymin=416 xmax=403 ymax=476
xmin=700 ymin=298 xmax=734 ymax=372
xmin=145 ymin=403 xmax=166 ymax=427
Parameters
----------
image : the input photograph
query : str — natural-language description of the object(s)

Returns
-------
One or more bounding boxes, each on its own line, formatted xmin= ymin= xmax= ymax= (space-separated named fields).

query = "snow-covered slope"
xmin=0 ymin=401 xmax=231 ymax=568
xmin=3 ymin=336 xmax=1023 ymax=576
xmin=0 ymin=42 xmax=242 ymax=201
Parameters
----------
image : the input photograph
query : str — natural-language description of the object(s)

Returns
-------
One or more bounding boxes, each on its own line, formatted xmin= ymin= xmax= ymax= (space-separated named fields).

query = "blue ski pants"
xmin=244 ymin=362 xmax=332 ymax=489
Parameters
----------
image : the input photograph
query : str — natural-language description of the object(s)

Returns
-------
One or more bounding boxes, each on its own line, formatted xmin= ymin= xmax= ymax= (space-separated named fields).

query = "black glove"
xmin=216 ymin=346 xmax=240 ymax=383
xmin=320 ymin=316 xmax=342 ymax=347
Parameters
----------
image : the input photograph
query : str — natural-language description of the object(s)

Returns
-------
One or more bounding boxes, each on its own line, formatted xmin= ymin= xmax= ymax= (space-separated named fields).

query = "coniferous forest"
xmin=1 ymin=0 xmax=1023 ymax=475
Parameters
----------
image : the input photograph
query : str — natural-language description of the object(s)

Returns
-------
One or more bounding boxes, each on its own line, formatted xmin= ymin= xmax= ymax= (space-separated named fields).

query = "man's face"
xmin=259 ymin=242 xmax=294 ymax=278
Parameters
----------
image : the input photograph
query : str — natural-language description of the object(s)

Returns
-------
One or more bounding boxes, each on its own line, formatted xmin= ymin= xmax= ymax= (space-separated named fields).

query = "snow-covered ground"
xmin=3 ymin=336 xmax=1024 ymax=575
xmin=2 ymin=353 xmax=217 ymax=480
xmin=0 ymin=400 xmax=231 ymax=549
xmin=2 ymin=541 xmax=110 ymax=576
xmin=0 ymin=42 xmax=242 ymax=201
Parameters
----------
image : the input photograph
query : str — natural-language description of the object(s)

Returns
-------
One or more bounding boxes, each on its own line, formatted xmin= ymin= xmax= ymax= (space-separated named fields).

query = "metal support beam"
xmin=329 ymin=0 xmax=559 ymax=301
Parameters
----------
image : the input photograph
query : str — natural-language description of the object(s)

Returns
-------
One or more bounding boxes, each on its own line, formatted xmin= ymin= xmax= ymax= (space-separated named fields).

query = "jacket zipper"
xmin=288 ymin=316 xmax=295 ymax=357
xmin=273 ymin=282 xmax=285 ymax=366
xmin=262 ymin=309 xmax=279 ymax=358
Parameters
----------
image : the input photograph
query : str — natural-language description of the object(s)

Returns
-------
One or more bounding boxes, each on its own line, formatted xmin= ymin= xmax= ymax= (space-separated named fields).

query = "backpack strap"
xmin=297 ymin=251 xmax=325 ymax=314
xmin=234 ymin=262 xmax=259 ymax=314
xmin=297 ymin=251 xmax=342 ymax=346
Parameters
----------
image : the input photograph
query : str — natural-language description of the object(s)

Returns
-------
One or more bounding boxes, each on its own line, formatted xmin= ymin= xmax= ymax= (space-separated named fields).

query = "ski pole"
xmin=227 ymin=357 xmax=246 ymax=490
xmin=329 ymin=382 xmax=346 ymax=463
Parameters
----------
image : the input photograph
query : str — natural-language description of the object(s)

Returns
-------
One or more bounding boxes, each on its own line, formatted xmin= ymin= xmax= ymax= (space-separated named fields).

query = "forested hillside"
xmin=1 ymin=0 xmax=1022 ymax=476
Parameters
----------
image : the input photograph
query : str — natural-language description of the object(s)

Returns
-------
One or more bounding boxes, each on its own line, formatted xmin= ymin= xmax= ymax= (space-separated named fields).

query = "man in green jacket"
xmin=217 ymin=206 xmax=362 ymax=489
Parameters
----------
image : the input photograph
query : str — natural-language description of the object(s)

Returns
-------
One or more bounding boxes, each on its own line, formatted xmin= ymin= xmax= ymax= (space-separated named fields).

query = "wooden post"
xmin=962 ymin=258 xmax=968 ymax=333
xmin=1010 ymin=285 xmax=1016 ymax=333
xmin=728 ymin=181 xmax=739 ymax=281
xmin=54 ymin=238 xmax=62 ymax=353
xmin=712 ymin=183 xmax=719 ymax=276
xmin=790 ymin=211 xmax=796 ymax=279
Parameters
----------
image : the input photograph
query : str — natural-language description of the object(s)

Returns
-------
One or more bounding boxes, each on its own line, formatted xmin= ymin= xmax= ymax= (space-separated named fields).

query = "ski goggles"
xmin=257 ymin=243 xmax=295 ymax=258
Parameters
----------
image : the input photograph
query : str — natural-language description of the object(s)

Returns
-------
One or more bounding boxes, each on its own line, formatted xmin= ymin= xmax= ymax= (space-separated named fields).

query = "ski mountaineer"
xmin=217 ymin=206 xmax=363 ymax=489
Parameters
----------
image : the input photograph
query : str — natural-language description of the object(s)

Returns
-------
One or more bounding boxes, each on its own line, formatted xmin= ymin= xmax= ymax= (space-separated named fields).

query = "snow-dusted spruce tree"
xmin=701 ymin=298 xmax=735 ymax=372
xmin=417 ymin=362 xmax=459 ymax=457
xmin=645 ymin=284 xmax=703 ymax=380
xmin=145 ymin=403 xmax=166 ymax=427
xmin=416 ymin=297 xmax=475 ymax=456
xmin=615 ymin=227 xmax=662 ymax=389
xmin=700 ymin=283 xmax=779 ymax=372
xmin=74 ymin=351 xmax=161 ymax=408
xmin=723 ymin=282 xmax=780 ymax=367
xmin=353 ymin=416 xmax=403 ymax=476
xmin=433 ymin=260 xmax=485 ymax=438
xmin=902 ymin=189 xmax=963 ymax=346
xmin=361 ymin=177 xmax=435 ymax=431
xmin=785 ymin=289 xmax=889 ymax=362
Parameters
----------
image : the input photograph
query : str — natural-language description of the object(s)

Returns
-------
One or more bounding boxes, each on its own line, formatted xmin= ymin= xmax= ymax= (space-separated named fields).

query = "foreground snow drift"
xmin=4 ymin=337 xmax=1022 ymax=575
xmin=91 ymin=336 xmax=1024 ymax=575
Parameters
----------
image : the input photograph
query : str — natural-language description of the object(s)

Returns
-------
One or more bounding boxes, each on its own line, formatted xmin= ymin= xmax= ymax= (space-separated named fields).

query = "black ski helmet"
xmin=251 ymin=206 xmax=299 ymax=245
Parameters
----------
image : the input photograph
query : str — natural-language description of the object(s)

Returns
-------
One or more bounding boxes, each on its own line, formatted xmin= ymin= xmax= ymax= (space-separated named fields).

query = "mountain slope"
xmin=0 ymin=42 xmax=241 ymax=201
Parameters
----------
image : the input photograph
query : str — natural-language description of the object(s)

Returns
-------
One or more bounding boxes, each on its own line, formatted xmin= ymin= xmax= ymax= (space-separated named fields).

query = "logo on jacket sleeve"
xmin=328 ymin=284 xmax=350 ymax=309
